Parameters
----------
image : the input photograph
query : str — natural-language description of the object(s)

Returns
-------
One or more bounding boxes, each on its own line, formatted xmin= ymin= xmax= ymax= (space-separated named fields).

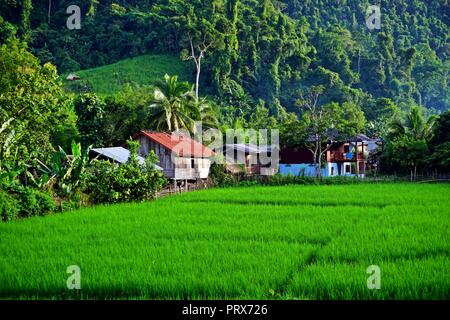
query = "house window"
xmin=345 ymin=164 xmax=351 ymax=174
xmin=344 ymin=145 xmax=350 ymax=153
xmin=191 ymin=158 xmax=195 ymax=169
xmin=331 ymin=167 xmax=335 ymax=176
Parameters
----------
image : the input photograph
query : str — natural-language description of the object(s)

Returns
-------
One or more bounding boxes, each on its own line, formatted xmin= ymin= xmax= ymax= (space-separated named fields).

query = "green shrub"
xmin=238 ymin=180 xmax=259 ymax=187
xmin=267 ymin=174 xmax=318 ymax=186
xmin=272 ymin=174 xmax=365 ymax=186
xmin=35 ymin=190 xmax=57 ymax=214
xmin=209 ymin=163 xmax=238 ymax=187
xmin=0 ymin=191 xmax=19 ymax=221
xmin=16 ymin=187 xmax=56 ymax=217
xmin=84 ymin=140 xmax=167 ymax=204
xmin=60 ymin=192 xmax=90 ymax=211
xmin=231 ymin=174 xmax=366 ymax=187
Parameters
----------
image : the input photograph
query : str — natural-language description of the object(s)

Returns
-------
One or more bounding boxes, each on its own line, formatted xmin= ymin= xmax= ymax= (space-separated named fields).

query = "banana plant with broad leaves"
xmin=29 ymin=141 xmax=91 ymax=196
xmin=0 ymin=120 xmax=24 ymax=191
xmin=0 ymin=159 xmax=24 ymax=191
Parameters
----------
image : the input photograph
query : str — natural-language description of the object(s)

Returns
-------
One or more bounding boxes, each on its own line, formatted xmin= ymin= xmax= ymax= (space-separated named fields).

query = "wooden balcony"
xmin=329 ymin=152 xmax=366 ymax=162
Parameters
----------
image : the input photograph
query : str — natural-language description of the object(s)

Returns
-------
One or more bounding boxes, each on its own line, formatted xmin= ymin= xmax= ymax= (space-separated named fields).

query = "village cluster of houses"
xmin=90 ymin=130 xmax=383 ymax=185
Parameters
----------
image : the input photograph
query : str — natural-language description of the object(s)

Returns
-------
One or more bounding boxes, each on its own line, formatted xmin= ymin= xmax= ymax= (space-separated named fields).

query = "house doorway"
xmin=337 ymin=164 xmax=342 ymax=176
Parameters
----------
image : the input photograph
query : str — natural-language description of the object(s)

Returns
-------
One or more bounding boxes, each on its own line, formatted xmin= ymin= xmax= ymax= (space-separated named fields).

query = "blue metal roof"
xmin=91 ymin=147 xmax=163 ymax=171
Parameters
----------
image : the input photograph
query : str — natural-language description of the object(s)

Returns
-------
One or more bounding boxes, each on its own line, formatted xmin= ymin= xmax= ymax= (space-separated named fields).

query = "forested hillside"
xmin=1 ymin=0 xmax=448 ymax=114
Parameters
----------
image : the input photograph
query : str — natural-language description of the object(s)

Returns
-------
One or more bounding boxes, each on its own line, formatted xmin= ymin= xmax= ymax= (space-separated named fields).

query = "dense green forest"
xmin=0 ymin=1 xmax=449 ymax=220
xmin=1 ymin=0 xmax=448 ymax=113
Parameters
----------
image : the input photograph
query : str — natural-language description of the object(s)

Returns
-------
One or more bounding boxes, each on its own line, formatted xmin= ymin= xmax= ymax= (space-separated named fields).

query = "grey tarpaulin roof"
xmin=224 ymin=144 xmax=277 ymax=154
xmin=342 ymin=134 xmax=383 ymax=143
xmin=307 ymin=132 xmax=382 ymax=144
xmin=91 ymin=147 xmax=163 ymax=170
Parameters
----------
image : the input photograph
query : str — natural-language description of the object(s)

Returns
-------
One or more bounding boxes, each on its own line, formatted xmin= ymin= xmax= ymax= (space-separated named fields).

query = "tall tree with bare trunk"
xmin=183 ymin=33 xmax=214 ymax=100
xmin=179 ymin=5 xmax=224 ymax=100
xmin=297 ymin=86 xmax=336 ymax=178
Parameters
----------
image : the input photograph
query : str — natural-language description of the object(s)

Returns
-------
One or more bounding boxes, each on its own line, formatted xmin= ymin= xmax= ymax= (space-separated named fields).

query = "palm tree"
xmin=390 ymin=106 xmax=436 ymax=140
xmin=195 ymin=98 xmax=220 ymax=130
xmin=148 ymin=74 xmax=219 ymax=133
xmin=148 ymin=74 xmax=198 ymax=133
xmin=388 ymin=106 xmax=436 ymax=180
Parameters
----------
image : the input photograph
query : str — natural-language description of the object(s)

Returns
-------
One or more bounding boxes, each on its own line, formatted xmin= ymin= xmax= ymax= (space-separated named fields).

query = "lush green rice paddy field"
xmin=0 ymin=183 xmax=449 ymax=299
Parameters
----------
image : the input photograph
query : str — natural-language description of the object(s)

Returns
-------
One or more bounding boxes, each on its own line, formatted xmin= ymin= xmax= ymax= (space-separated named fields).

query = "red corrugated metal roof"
xmin=135 ymin=131 xmax=214 ymax=158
